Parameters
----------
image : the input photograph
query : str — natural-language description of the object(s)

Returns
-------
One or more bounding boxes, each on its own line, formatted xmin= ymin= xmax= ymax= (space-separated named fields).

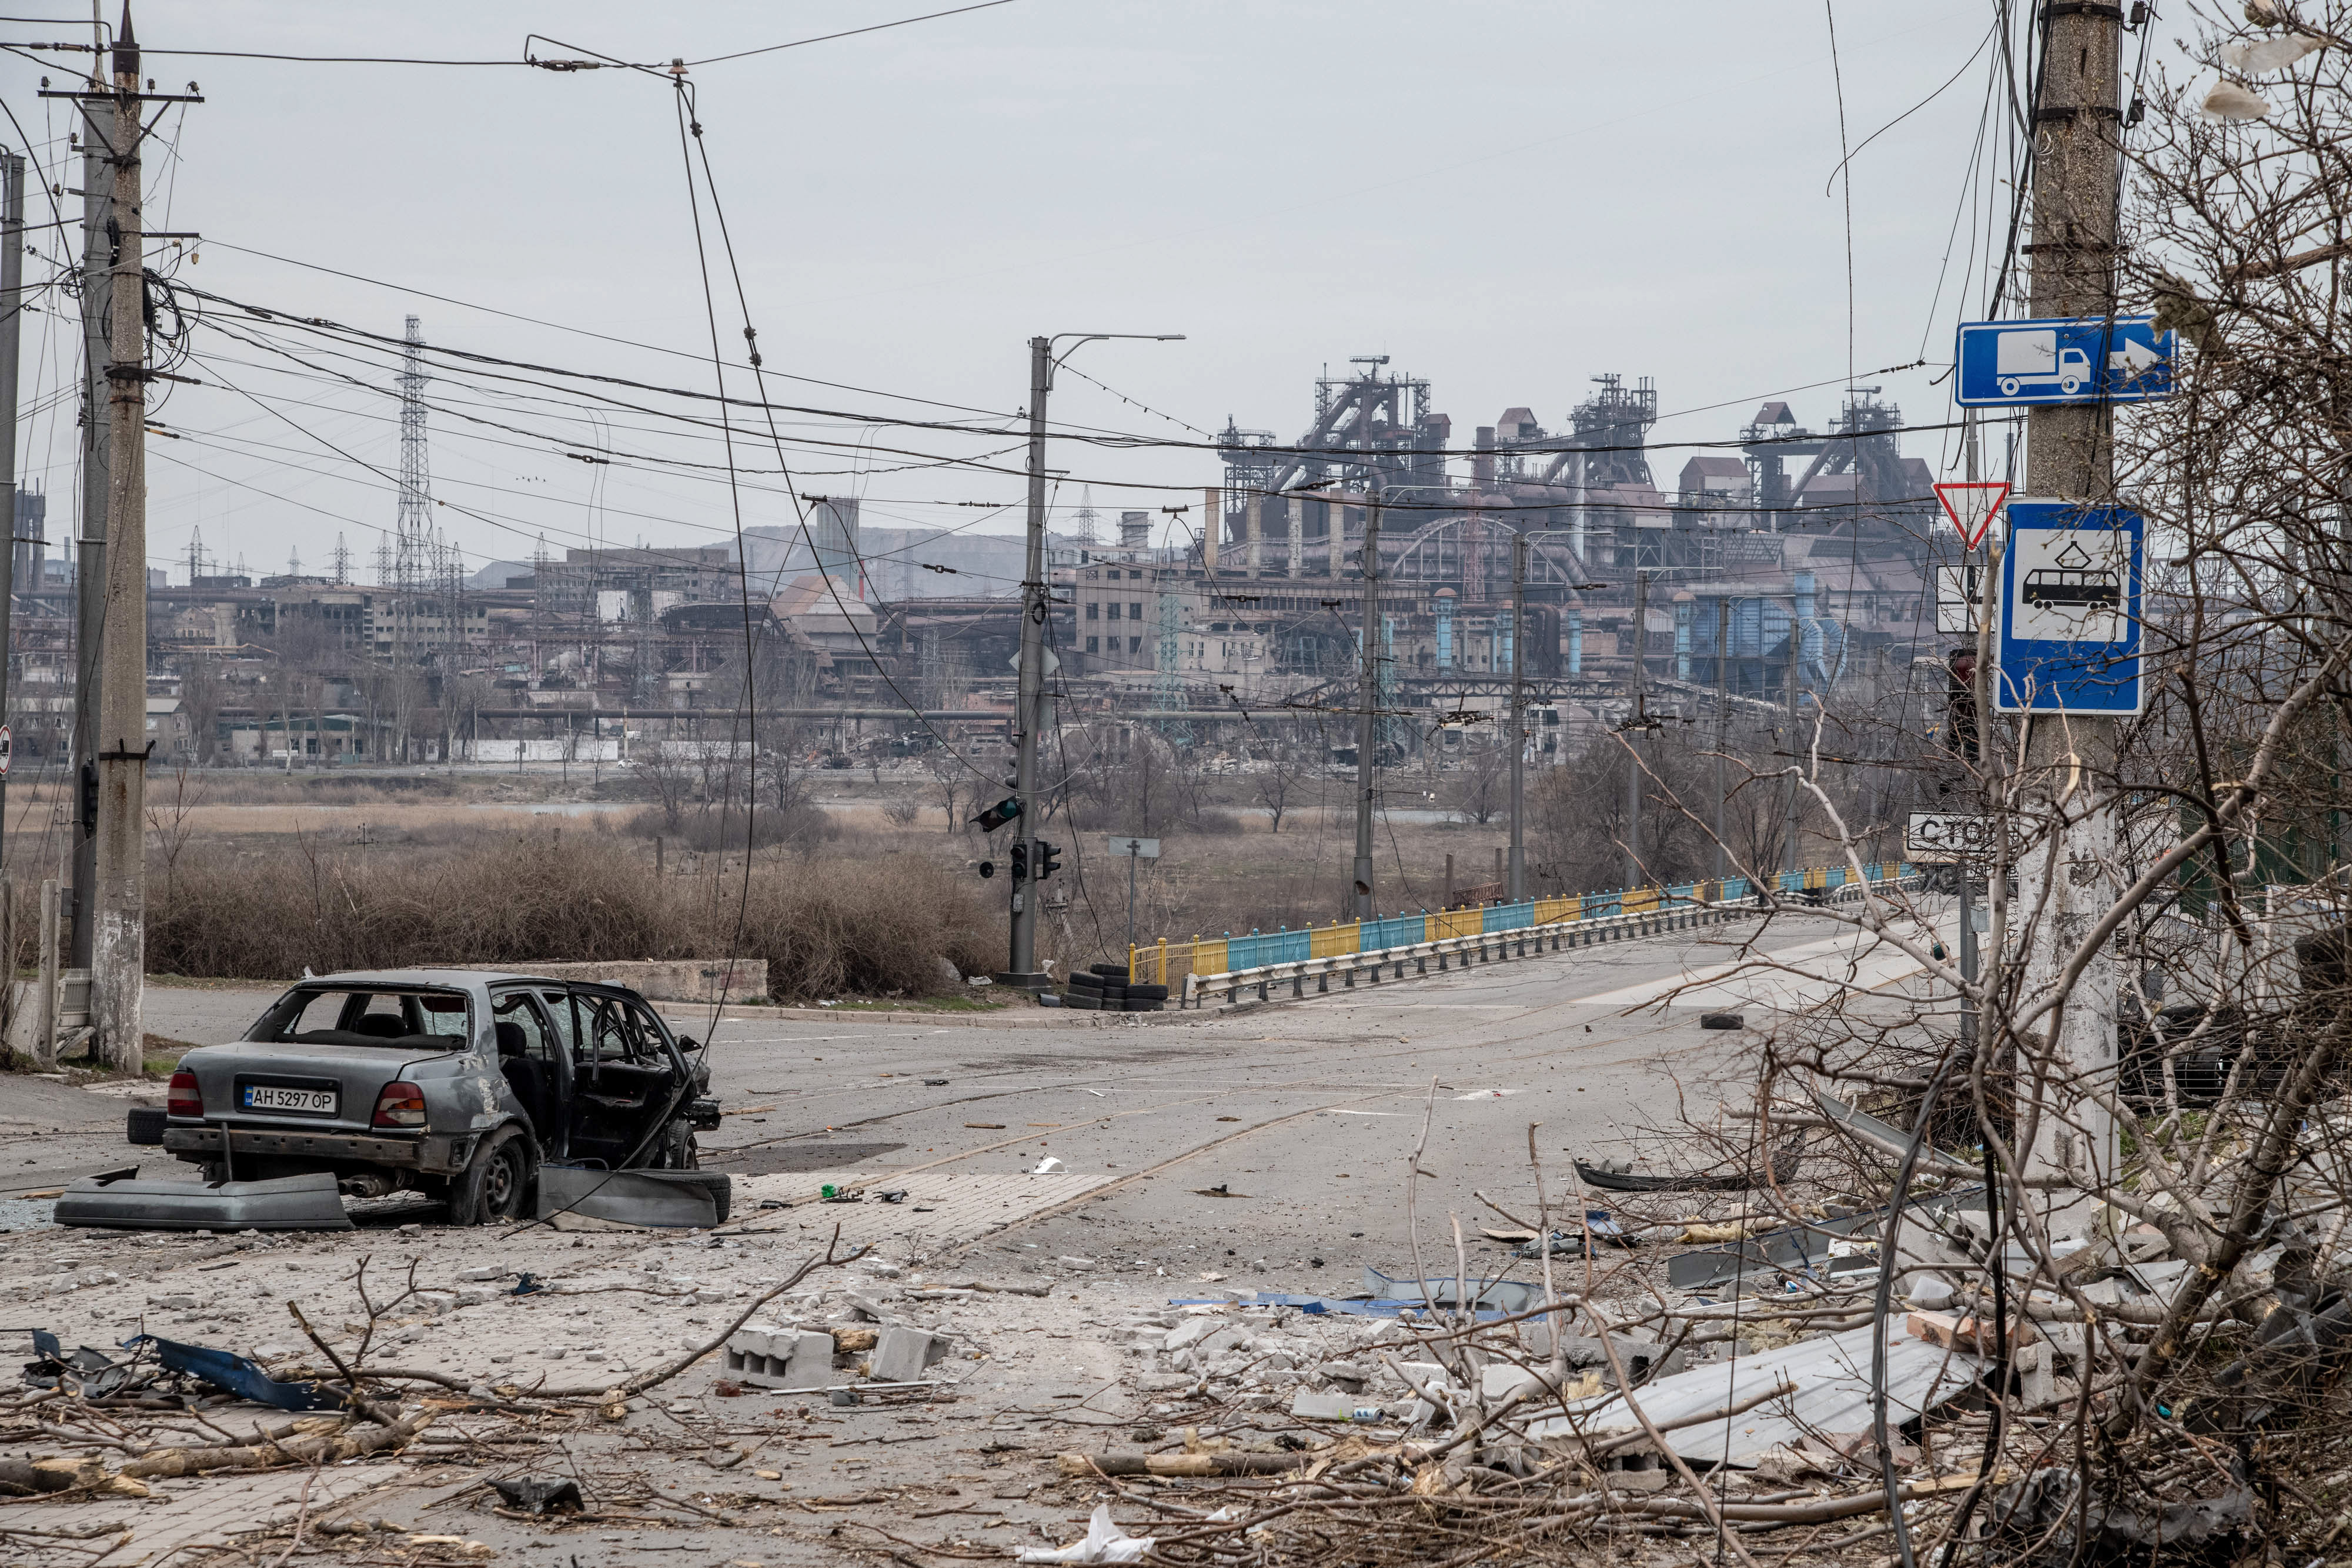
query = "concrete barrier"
xmin=443 ymin=959 xmax=769 ymax=1004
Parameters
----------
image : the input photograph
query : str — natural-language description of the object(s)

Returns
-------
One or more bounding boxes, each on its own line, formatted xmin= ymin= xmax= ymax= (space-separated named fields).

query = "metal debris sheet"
xmin=1527 ymin=1320 xmax=1990 ymax=1466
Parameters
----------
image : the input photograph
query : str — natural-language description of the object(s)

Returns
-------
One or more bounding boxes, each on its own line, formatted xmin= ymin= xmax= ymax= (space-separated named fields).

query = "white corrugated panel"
xmin=1525 ymin=1319 xmax=1988 ymax=1467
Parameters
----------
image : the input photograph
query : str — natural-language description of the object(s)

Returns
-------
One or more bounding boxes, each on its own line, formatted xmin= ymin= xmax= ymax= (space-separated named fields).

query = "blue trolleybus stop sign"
xmin=1994 ymin=499 xmax=2144 ymax=715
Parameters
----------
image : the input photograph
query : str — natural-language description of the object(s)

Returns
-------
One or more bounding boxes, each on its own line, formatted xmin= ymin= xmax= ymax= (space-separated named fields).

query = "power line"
xmin=681 ymin=0 xmax=1024 ymax=65
xmin=191 ymin=238 xmax=1021 ymax=419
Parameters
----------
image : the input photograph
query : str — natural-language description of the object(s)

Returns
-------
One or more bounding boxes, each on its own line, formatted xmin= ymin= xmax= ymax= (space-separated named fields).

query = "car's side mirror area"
xmin=676 ymin=1035 xmax=702 ymax=1052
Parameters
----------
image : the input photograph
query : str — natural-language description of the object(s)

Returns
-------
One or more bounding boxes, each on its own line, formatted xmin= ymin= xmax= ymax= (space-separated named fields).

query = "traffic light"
xmin=1035 ymin=840 xmax=1063 ymax=880
xmin=972 ymin=797 xmax=1021 ymax=833
xmin=79 ymin=760 xmax=98 ymax=840
xmin=1945 ymin=649 xmax=1979 ymax=761
xmin=1010 ymin=841 xmax=1030 ymax=882
xmin=977 ymin=860 xmax=995 ymax=880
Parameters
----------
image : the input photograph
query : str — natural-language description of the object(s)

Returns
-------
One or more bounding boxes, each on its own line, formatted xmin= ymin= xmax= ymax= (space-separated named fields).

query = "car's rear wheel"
xmin=656 ymin=1169 xmax=732 ymax=1224
xmin=449 ymin=1126 xmax=534 ymax=1226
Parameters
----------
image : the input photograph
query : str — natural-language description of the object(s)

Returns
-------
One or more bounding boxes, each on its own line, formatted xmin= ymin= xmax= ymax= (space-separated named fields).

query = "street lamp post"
xmin=998 ymin=332 xmax=1182 ymax=989
xmin=1506 ymin=529 xmax=1611 ymax=902
xmin=1351 ymin=489 xmax=1381 ymax=920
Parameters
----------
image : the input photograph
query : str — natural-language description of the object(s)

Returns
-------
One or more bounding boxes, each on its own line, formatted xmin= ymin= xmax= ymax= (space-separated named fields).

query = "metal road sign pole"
xmin=1960 ymin=416 xmax=1982 ymax=1058
xmin=1127 ymin=843 xmax=1138 ymax=954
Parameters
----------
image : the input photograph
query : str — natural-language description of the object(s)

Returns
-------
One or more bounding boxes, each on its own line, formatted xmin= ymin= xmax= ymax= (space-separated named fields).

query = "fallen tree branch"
xmin=1060 ymin=1452 xmax=1314 ymax=1478
xmin=119 ymin=1412 xmax=433 ymax=1480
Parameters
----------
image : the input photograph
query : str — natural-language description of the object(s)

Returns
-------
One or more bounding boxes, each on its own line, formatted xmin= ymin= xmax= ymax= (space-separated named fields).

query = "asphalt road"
xmin=5 ymin=901 xmax=1949 ymax=1275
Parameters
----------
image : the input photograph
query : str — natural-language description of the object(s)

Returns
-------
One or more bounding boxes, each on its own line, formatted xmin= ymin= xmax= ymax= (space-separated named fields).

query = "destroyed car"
xmin=139 ymin=970 xmax=723 ymax=1225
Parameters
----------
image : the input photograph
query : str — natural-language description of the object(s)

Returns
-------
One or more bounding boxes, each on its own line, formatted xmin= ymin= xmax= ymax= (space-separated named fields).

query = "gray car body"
xmin=160 ymin=968 xmax=689 ymax=1183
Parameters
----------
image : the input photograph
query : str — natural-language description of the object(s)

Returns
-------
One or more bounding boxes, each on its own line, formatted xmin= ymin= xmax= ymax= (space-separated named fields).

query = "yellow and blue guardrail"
xmin=1128 ymin=862 xmax=1913 ymax=992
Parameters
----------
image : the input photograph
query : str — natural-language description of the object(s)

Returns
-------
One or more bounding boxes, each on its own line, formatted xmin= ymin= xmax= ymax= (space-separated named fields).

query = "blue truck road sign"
xmin=1994 ymin=499 xmax=2143 ymax=715
xmin=1956 ymin=316 xmax=2176 ymax=407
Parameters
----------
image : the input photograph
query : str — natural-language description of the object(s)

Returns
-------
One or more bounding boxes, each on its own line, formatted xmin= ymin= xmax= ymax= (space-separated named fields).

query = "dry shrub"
xmin=734 ymin=855 xmax=993 ymax=998
xmin=143 ymin=831 xmax=987 ymax=1000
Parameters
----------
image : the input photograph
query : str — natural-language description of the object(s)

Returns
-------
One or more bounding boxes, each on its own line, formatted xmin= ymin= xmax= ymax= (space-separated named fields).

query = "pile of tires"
xmin=1063 ymin=963 xmax=1170 ymax=1012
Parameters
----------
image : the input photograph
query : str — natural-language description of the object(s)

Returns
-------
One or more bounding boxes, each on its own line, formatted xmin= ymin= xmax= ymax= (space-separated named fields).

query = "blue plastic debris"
xmin=510 ymin=1273 xmax=544 ymax=1296
xmin=127 ymin=1335 xmax=342 ymax=1411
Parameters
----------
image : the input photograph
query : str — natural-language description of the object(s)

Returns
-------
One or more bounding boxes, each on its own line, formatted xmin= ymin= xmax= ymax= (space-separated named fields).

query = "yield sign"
xmin=1934 ymin=480 xmax=2009 ymax=550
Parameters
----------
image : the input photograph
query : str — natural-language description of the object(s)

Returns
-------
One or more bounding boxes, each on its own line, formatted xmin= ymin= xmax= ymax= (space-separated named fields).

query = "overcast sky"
xmin=0 ymin=1 xmax=2020 ymax=590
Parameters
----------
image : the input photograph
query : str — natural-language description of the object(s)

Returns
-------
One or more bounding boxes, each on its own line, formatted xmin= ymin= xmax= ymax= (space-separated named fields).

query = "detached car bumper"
xmin=56 ymin=1169 xmax=355 ymax=1232
xmin=162 ymin=1124 xmax=473 ymax=1173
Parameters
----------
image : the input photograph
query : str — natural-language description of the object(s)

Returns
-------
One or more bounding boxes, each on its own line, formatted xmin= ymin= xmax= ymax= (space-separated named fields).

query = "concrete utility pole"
xmin=70 ymin=91 xmax=111 ymax=972
xmin=0 ymin=143 xmax=25 ymax=863
xmin=91 ymin=11 xmax=149 ymax=1070
xmin=2019 ymin=0 xmax=2124 ymax=1212
xmin=1001 ymin=332 xmax=1178 ymax=988
xmin=1351 ymin=492 xmax=1380 ymax=920
xmin=1001 ymin=334 xmax=1053 ymax=989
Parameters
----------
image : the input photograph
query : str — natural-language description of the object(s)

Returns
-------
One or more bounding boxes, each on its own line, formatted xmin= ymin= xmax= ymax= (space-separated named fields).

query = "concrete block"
xmin=1164 ymin=1318 xmax=1218 ymax=1352
xmin=725 ymin=1327 xmax=834 ymax=1390
xmin=1291 ymin=1390 xmax=1381 ymax=1422
xmin=1313 ymin=1360 xmax=1371 ymax=1388
xmin=1197 ymin=1326 xmax=1248 ymax=1357
xmin=441 ymin=958 xmax=768 ymax=1005
xmin=1390 ymin=1360 xmax=1449 ymax=1393
xmin=871 ymin=1325 xmax=951 ymax=1382
xmin=1482 ymin=1363 xmax=1545 ymax=1403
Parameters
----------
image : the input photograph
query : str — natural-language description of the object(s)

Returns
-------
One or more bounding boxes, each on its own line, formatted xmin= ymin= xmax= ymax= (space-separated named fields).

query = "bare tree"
xmin=1249 ymin=733 xmax=1311 ymax=833
xmin=1446 ymin=734 xmax=1510 ymax=826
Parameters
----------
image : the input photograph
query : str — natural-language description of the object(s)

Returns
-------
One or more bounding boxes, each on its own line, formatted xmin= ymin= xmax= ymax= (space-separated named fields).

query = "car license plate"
xmin=242 ymin=1084 xmax=336 ymax=1115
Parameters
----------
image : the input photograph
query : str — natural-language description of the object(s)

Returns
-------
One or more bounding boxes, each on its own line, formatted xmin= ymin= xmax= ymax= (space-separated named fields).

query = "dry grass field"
xmin=0 ymin=741 xmax=1850 ymax=995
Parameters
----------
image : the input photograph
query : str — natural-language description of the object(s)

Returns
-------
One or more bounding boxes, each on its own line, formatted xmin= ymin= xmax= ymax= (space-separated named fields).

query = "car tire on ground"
xmin=126 ymin=1106 xmax=166 ymax=1146
xmin=448 ymin=1125 xmax=536 ymax=1226
xmin=1068 ymin=972 xmax=1105 ymax=991
xmin=638 ymin=1169 xmax=732 ymax=1225
xmin=1127 ymin=983 xmax=1169 ymax=1001
xmin=1124 ymin=997 xmax=1160 ymax=1012
xmin=1065 ymin=991 xmax=1100 ymax=1010
xmin=1089 ymin=963 xmax=1128 ymax=979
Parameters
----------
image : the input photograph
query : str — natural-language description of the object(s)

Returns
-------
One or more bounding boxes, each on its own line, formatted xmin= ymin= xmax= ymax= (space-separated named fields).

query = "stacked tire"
xmin=1064 ymin=963 xmax=1170 ymax=1012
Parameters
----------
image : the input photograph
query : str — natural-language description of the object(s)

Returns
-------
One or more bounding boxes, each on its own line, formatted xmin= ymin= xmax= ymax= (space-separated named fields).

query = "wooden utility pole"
xmin=90 ymin=9 xmax=151 ymax=1070
xmin=2019 ymin=0 xmax=2126 ymax=1218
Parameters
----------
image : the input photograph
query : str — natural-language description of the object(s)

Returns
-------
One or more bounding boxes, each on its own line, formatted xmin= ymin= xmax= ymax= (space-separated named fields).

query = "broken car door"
xmin=565 ymin=989 xmax=678 ymax=1166
xmin=487 ymin=986 xmax=567 ymax=1158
